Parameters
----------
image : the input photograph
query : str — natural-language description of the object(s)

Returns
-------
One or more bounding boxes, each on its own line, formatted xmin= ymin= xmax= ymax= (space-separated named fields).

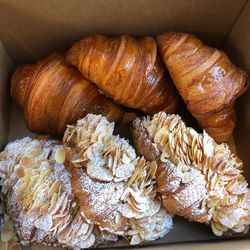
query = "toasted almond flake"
xmin=87 ymin=164 xmax=113 ymax=182
xmin=48 ymin=180 xmax=61 ymax=198
xmin=20 ymin=157 xmax=33 ymax=168
xmin=214 ymin=222 xmax=228 ymax=232
xmin=55 ymin=147 xmax=66 ymax=164
xmin=29 ymin=146 xmax=42 ymax=157
xmin=211 ymin=221 xmax=223 ymax=236
xmin=160 ymin=152 xmax=170 ymax=163
xmin=169 ymin=117 xmax=179 ymax=131
xmin=130 ymin=234 xmax=141 ymax=245
xmin=14 ymin=166 xmax=25 ymax=179
xmin=39 ymin=204 xmax=48 ymax=215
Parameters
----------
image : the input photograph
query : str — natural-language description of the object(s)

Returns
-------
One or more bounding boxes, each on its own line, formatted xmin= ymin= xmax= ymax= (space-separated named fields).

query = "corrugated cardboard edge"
xmin=223 ymin=1 xmax=250 ymax=182
xmin=0 ymin=41 xmax=13 ymax=149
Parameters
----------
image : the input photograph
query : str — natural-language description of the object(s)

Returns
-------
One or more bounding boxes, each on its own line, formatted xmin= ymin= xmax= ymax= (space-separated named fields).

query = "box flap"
xmin=0 ymin=0 xmax=247 ymax=64
xmin=0 ymin=41 xmax=13 ymax=149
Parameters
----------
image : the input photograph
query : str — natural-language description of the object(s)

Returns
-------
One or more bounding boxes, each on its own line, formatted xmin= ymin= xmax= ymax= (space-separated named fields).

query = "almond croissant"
xmin=131 ymin=112 xmax=250 ymax=236
xmin=156 ymin=32 xmax=249 ymax=143
xmin=11 ymin=53 xmax=124 ymax=135
xmin=66 ymin=35 xmax=178 ymax=114
xmin=0 ymin=138 xmax=96 ymax=249
xmin=63 ymin=114 xmax=173 ymax=245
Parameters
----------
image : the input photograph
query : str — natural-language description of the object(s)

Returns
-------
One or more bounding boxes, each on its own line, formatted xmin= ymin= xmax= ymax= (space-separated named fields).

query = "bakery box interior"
xmin=0 ymin=0 xmax=250 ymax=249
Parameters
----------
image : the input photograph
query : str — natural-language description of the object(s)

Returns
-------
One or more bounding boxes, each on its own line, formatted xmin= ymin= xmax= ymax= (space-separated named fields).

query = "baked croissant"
xmin=156 ymin=32 xmax=249 ymax=143
xmin=66 ymin=35 xmax=179 ymax=114
xmin=131 ymin=112 xmax=250 ymax=236
xmin=0 ymin=138 xmax=96 ymax=249
xmin=11 ymin=53 xmax=124 ymax=135
xmin=63 ymin=114 xmax=173 ymax=245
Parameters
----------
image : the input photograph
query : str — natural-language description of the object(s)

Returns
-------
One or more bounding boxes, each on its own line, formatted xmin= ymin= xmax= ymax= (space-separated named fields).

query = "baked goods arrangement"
xmin=0 ymin=32 xmax=249 ymax=249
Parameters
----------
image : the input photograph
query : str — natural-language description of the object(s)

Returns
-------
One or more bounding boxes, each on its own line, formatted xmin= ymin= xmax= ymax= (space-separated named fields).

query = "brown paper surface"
xmin=0 ymin=41 xmax=13 ymax=149
xmin=0 ymin=0 xmax=247 ymax=64
xmin=0 ymin=0 xmax=250 ymax=249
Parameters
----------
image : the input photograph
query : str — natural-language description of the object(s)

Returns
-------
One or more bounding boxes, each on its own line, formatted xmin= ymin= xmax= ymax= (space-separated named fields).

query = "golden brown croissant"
xmin=156 ymin=32 xmax=249 ymax=143
xmin=131 ymin=112 xmax=250 ymax=236
xmin=11 ymin=53 xmax=124 ymax=135
xmin=66 ymin=35 xmax=179 ymax=114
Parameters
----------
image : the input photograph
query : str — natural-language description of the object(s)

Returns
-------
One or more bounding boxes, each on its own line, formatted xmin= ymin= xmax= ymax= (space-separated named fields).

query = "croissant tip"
xmin=11 ymin=64 xmax=34 ymax=108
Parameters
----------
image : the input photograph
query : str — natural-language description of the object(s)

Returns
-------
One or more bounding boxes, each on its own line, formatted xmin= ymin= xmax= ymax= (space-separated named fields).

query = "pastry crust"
xmin=63 ymin=114 xmax=173 ymax=244
xmin=131 ymin=112 xmax=250 ymax=235
xmin=156 ymin=32 xmax=249 ymax=143
xmin=0 ymin=138 xmax=95 ymax=249
xmin=11 ymin=53 xmax=124 ymax=135
xmin=67 ymin=35 xmax=179 ymax=114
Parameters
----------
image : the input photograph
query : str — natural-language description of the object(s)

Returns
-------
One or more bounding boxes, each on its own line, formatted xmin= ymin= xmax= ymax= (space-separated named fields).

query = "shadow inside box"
xmin=97 ymin=216 xmax=250 ymax=249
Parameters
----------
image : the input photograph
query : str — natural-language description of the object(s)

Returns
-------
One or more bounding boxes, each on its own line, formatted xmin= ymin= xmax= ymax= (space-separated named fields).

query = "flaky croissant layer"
xmin=11 ymin=53 xmax=124 ymax=135
xmin=156 ymin=32 xmax=249 ymax=143
xmin=131 ymin=112 xmax=250 ymax=236
xmin=67 ymin=34 xmax=179 ymax=114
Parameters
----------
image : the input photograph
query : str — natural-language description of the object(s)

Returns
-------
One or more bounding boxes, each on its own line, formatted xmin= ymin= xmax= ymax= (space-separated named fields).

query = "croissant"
xmin=156 ymin=32 xmax=249 ymax=143
xmin=63 ymin=114 xmax=173 ymax=245
xmin=131 ymin=112 xmax=250 ymax=236
xmin=11 ymin=53 xmax=124 ymax=135
xmin=0 ymin=137 xmax=97 ymax=249
xmin=66 ymin=35 xmax=179 ymax=114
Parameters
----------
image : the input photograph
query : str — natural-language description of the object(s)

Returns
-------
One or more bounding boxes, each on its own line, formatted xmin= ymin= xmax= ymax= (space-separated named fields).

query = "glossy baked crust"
xmin=156 ymin=32 xmax=249 ymax=142
xmin=67 ymin=35 xmax=179 ymax=114
xmin=11 ymin=53 xmax=124 ymax=135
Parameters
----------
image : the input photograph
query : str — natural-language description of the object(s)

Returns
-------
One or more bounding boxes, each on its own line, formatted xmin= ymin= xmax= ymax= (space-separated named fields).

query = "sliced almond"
xmin=20 ymin=157 xmax=33 ymax=168
xmin=48 ymin=193 xmax=58 ymax=212
xmin=14 ymin=166 xmax=25 ymax=179
xmin=48 ymin=180 xmax=61 ymax=198
xmin=160 ymin=152 xmax=170 ymax=163
xmin=130 ymin=234 xmax=142 ymax=245
xmin=211 ymin=221 xmax=223 ymax=236
xmin=214 ymin=221 xmax=228 ymax=232
xmin=169 ymin=117 xmax=179 ymax=131
xmin=29 ymin=146 xmax=42 ymax=157
xmin=55 ymin=147 xmax=66 ymax=164
xmin=121 ymin=151 xmax=132 ymax=164
xmin=148 ymin=161 xmax=157 ymax=180
xmin=39 ymin=204 xmax=48 ymax=215
xmin=87 ymin=164 xmax=113 ymax=182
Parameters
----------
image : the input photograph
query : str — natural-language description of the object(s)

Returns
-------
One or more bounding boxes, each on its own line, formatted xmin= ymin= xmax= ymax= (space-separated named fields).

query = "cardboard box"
xmin=0 ymin=0 xmax=249 ymax=249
